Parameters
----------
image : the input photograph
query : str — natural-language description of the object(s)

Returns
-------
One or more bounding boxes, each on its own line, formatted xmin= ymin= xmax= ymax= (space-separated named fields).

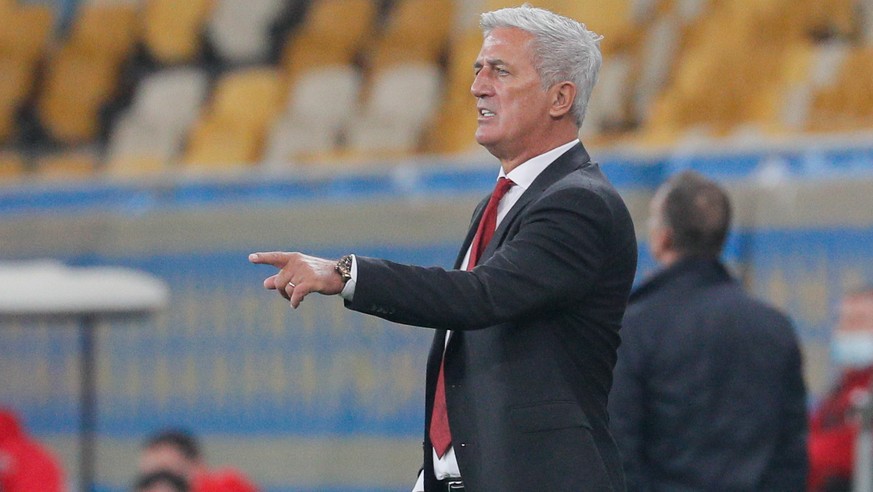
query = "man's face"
xmin=471 ymin=27 xmax=553 ymax=162
xmin=837 ymin=292 xmax=873 ymax=334
xmin=139 ymin=444 xmax=195 ymax=478
xmin=141 ymin=484 xmax=182 ymax=492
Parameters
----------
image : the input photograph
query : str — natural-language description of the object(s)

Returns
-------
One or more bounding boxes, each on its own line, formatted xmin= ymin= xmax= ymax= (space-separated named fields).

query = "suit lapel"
xmin=453 ymin=143 xmax=592 ymax=268
xmin=482 ymin=143 xmax=591 ymax=260
xmin=453 ymin=196 xmax=490 ymax=269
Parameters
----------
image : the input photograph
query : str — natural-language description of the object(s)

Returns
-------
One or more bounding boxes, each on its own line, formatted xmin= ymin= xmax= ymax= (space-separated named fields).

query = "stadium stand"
xmin=263 ymin=64 xmax=363 ymax=166
xmin=345 ymin=62 xmax=443 ymax=158
xmin=422 ymin=28 xmax=482 ymax=155
xmin=106 ymin=67 xmax=210 ymax=176
xmin=205 ymin=0 xmax=289 ymax=65
xmin=810 ymin=44 xmax=873 ymax=132
xmin=368 ymin=0 xmax=454 ymax=68
xmin=0 ymin=3 xmax=53 ymax=144
xmin=141 ymin=0 xmax=213 ymax=65
xmin=0 ymin=0 xmax=870 ymax=178
xmin=34 ymin=149 xmax=98 ymax=181
xmin=0 ymin=150 xmax=24 ymax=183
xmin=35 ymin=2 xmax=137 ymax=147
xmin=182 ymin=66 xmax=284 ymax=169
xmin=280 ymin=0 xmax=380 ymax=79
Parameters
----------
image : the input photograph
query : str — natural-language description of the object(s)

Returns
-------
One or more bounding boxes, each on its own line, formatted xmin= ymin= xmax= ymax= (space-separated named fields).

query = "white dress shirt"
xmin=340 ymin=140 xmax=580 ymax=491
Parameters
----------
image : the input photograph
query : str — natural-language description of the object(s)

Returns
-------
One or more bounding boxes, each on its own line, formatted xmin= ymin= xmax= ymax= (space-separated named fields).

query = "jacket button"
xmin=460 ymin=443 xmax=466 ymax=447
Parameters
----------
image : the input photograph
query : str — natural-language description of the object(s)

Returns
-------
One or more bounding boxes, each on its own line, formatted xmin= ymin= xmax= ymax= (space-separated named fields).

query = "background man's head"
xmin=648 ymin=171 xmax=732 ymax=266
xmin=139 ymin=429 xmax=202 ymax=479
xmin=831 ymin=287 xmax=873 ymax=368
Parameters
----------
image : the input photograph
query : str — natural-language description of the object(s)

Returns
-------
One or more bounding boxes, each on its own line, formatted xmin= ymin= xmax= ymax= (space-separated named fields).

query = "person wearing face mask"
xmin=809 ymin=287 xmax=873 ymax=492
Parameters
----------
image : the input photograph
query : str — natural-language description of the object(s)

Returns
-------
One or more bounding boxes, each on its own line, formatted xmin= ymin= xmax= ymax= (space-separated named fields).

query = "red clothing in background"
xmin=0 ymin=408 xmax=65 ymax=492
xmin=193 ymin=468 xmax=258 ymax=492
xmin=809 ymin=367 xmax=873 ymax=491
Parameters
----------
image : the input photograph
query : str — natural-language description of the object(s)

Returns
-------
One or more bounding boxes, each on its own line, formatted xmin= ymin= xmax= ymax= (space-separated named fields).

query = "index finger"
xmin=248 ymin=251 xmax=291 ymax=267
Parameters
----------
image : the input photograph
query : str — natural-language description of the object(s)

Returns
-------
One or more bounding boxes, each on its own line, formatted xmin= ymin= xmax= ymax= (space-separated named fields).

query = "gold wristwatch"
xmin=335 ymin=255 xmax=353 ymax=283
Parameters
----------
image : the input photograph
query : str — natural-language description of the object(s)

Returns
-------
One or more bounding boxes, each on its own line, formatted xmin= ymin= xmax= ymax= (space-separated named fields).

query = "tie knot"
xmin=494 ymin=177 xmax=515 ymax=200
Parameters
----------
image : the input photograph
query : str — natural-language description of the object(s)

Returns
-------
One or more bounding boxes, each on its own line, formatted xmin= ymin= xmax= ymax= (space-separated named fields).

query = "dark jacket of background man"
xmin=608 ymin=171 xmax=808 ymax=491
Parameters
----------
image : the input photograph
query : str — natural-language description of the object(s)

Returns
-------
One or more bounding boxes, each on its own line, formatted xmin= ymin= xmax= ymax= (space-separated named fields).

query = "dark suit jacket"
xmin=609 ymin=258 xmax=808 ymax=491
xmin=346 ymin=143 xmax=637 ymax=491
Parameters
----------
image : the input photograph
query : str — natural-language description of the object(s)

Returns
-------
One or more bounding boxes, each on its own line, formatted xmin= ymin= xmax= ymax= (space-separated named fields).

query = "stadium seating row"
xmin=0 ymin=0 xmax=871 ymax=183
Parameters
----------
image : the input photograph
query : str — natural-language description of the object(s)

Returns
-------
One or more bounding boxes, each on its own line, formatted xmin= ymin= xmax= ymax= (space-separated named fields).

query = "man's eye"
xmin=497 ymin=68 xmax=509 ymax=75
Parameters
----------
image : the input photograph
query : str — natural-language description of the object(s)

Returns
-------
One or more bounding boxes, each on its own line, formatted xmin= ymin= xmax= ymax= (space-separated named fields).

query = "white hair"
xmin=480 ymin=4 xmax=603 ymax=127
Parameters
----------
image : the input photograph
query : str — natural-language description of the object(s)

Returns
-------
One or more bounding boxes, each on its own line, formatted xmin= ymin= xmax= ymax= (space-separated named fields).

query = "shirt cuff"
xmin=339 ymin=254 xmax=357 ymax=301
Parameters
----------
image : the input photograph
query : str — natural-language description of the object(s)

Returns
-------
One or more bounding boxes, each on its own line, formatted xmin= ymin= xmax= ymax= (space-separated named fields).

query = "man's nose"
xmin=471 ymin=71 xmax=492 ymax=98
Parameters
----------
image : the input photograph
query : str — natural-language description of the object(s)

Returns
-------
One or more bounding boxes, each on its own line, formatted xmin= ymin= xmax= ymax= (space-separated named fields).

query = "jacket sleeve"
xmin=608 ymin=314 xmax=650 ymax=492
xmin=345 ymin=184 xmax=628 ymax=330
xmin=759 ymin=328 xmax=809 ymax=490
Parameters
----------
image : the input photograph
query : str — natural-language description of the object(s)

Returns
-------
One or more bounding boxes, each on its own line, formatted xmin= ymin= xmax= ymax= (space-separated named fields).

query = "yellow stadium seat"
xmin=369 ymin=0 xmax=454 ymax=68
xmin=37 ymin=48 xmax=118 ymax=143
xmin=637 ymin=0 xmax=832 ymax=140
xmin=35 ymin=151 xmax=98 ymax=181
xmin=67 ymin=3 xmax=139 ymax=63
xmin=141 ymin=0 xmax=213 ymax=64
xmin=0 ymin=4 xmax=54 ymax=63
xmin=0 ymin=57 xmax=37 ymax=143
xmin=443 ymin=29 xmax=481 ymax=95
xmin=0 ymin=151 xmax=26 ymax=184
xmin=422 ymin=30 xmax=482 ymax=154
xmin=424 ymin=90 xmax=479 ymax=155
xmin=548 ymin=0 xmax=638 ymax=54
xmin=810 ymin=46 xmax=873 ymax=131
xmin=482 ymin=0 xmax=528 ymax=11
xmin=206 ymin=67 xmax=284 ymax=129
xmin=105 ymin=155 xmax=168 ymax=178
xmin=791 ymin=0 xmax=856 ymax=40
xmin=183 ymin=66 xmax=285 ymax=166
xmin=282 ymin=0 xmax=379 ymax=77
xmin=183 ymin=120 xmax=262 ymax=168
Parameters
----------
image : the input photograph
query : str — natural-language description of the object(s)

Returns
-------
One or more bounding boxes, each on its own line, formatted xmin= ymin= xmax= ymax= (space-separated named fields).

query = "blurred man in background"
xmin=139 ymin=429 xmax=257 ymax=492
xmin=609 ymin=171 xmax=808 ymax=490
xmin=809 ymin=287 xmax=873 ymax=491
xmin=251 ymin=4 xmax=637 ymax=491
xmin=0 ymin=407 xmax=65 ymax=492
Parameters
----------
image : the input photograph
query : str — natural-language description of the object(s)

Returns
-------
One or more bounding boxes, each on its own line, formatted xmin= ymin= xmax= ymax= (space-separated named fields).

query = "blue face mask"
xmin=832 ymin=331 xmax=873 ymax=368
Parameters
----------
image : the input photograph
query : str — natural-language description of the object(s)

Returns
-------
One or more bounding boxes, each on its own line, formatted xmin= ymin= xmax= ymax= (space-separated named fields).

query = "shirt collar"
xmin=500 ymin=140 xmax=579 ymax=190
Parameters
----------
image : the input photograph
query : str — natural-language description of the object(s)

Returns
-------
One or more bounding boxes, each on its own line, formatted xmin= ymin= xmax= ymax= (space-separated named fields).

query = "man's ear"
xmin=549 ymin=81 xmax=576 ymax=119
xmin=649 ymin=225 xmax=672 ymax=263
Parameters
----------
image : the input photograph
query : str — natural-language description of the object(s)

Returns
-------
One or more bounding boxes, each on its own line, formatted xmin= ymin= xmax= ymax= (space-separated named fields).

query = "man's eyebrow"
xmin=473 ymin=58 xmax=507 ymax=69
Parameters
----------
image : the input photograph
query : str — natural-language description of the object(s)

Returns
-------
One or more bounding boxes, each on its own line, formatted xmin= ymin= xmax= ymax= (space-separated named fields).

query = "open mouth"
xmin=479 ymin=108 xmax=495 ymax=118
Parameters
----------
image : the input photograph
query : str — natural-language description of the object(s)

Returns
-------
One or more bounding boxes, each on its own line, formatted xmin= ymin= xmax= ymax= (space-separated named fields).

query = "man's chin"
xmin=475 ymin=131 xmax=499 ymax=150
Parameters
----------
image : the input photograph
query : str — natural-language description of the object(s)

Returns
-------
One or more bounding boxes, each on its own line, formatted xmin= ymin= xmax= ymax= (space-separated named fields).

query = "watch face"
xmin=337 ymin=255 xmax=352 ymax=281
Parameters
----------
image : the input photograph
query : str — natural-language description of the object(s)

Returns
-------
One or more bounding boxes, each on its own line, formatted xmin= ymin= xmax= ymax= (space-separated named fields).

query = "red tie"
xmin=430 ymin=177 xmax=515 ymax=458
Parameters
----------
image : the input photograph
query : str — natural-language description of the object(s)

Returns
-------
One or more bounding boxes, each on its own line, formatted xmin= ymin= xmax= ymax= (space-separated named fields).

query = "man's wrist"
xmin=338 ymin=255 xmax=357 ymax=301
xmin=335 ymin=254 xmax=353 ymax=283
